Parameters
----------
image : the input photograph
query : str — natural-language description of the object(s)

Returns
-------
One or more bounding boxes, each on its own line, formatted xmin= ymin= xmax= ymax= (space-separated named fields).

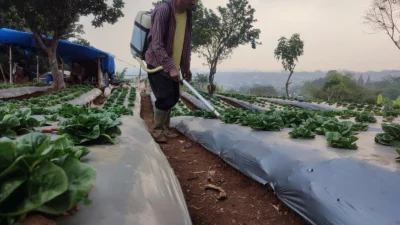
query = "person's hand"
xmin=169 ymin=67 xmax=181 ymax=83
xmin=183 ymin=69 xmax=192 ymax=82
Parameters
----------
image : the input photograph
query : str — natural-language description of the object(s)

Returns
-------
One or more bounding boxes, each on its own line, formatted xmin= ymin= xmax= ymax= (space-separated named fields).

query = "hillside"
xmin=198 ymin=70 xmax=400 ymax=90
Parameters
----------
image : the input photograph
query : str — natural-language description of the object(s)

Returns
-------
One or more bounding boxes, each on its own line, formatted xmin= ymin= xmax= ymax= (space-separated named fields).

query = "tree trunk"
xmin=286 ymin=71 xmax=294 ymax=98
xmin=48 ymin=48 xmax=65 ymax=90
xmin=328 ymin=91 xmax=335 ymax=101
xmin=32 ymin=32 xmax=66 ymax=90
xmin=208 ymin=68 xmax=216 ymax=95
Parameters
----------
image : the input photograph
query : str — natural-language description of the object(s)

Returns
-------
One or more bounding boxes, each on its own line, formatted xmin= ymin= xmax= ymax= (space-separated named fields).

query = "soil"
xmin=141 ymin=96 xmax=307 ymax=225
xmin=21 ymin=215 xmax=56 ymax=225
xmin=92 ymin=94 xmax=107 ymax=107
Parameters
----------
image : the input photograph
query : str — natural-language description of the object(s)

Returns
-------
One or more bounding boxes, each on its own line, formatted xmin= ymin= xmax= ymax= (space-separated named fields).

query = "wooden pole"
xmin=37 ymin=55 xmax=39 ymax=83
xmin=61 ymin=57 xmax=64 ymax=78
xmin=0 ymin=64 xmax=6 ymax=82
xmin=97 ymin=57 xmax=103 ymax=88
xmin=9 ymin=45 xmax=12 ymax=84
xmin=104 ymin=72 xmax=108 ymax=87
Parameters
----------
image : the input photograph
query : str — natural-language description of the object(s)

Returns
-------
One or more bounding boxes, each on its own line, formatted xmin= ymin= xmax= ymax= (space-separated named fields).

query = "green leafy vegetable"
xmin=326 ymin=132 xmax=358 ymax=150
xmin=315 ymin=120 xmax=356 ymax=136
xmin=0 ymin=133 xmax=96 ymax=223
xmin=340 ymin=110 xmax=358 ymax=119
xmin=289 ymin=124 xmax=315 ymax=139
xmin=105 ymin=105 xmax=133 ymax=116
xmin=0 ymin=106 xmax=39 ymax=139
xmin=375 ymin=123 xmax=400 ymax=148
xmin=351 ymin=123 xmax=369 ymax=132
xmin=188 ymin=110 xmax=217 ymax=119
xmin=221 ymin=109 xmax=249 ymax=124
xmin=57 ymin=112 xmax=122 ymax=145
xmin=245 ymin=111 xmax=284 ymax=131
xmin=38 ymin=156 xmax=96 ymax=215
xmin=355 ymin=112 xmax=377 ymax=123
xmin=57 ymin=104 xmax=100 ymax=118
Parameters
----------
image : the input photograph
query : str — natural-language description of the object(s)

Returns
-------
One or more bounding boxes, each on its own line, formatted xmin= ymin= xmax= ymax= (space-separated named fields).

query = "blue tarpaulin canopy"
xmin=0 ymin=28 xmax=115 ymax=74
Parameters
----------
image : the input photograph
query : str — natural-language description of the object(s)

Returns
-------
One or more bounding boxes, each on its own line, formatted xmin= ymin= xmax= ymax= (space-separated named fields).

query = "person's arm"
xmin=150 ymin=6 xmax=175 ymax=73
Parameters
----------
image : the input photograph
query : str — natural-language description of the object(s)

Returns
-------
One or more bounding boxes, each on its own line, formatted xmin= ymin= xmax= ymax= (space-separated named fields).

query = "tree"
xmin=0 ymin=6 xmax=28 ymax=31
xmin=395 ymin=96 xmax=400 ymax=106
xmin=73 ymin=38 xmax=91 ymax=47
xmin=194 ymin=0 xmax=261 ymax=94
xmin=365 ymin=75 xmax=372 ymax=88
xmin=192 ymin=73 xmax=209 ymax=90
xmin=358 ymin=75 xmax=365 ymax=86
xmin=323 ymin=74 xmax=345 ymax=101
xmin=364 ymin=0 xmax=400 ymax=50
xmin=377 ymin=93 xmax=384 ymax=104
xmin=247 ymin=85 xmax=278 ymax=96
xmin=274 ymin=33 xmax=304 ymax=97
xmin=2 ymin=0 xmax=125 ymax=89
xmin=115 ymin=67 xmax=128 ymax=80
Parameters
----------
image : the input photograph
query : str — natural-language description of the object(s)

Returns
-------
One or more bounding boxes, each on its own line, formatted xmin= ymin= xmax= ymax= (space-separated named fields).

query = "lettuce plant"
xmin=0 ymin=106 xmax=40 ymax=139
xmin=326 ymin=132 xmax=358 ymax=150
xmin=375 ymin=123 xmax=400 ymax=148
xmin=289 ymin=124 xmax=315 ymax=139
xmin=245 ymin=111 xmax=284 ymax=131
xmin=355 ymin=112 xmax=377 ymax=123
xmin=0 ymin=133 xmax=96 ymax=225
xmin=57 ymin=112 xmax=122 ymax=145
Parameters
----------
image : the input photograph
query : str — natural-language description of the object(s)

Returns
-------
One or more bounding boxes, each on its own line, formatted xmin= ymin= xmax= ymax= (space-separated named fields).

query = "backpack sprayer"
xmin=130 ymin=9 xmax=221 ymax=118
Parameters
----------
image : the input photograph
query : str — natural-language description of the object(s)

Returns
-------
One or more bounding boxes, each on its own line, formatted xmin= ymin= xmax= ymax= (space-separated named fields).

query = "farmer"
xmin=146 ymin=0 xmax=197 ymax=143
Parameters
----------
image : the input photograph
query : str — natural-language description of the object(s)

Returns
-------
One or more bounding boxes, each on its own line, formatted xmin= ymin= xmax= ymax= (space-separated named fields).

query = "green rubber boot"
xmin=163 ymin=110 xmax=178 ymax=139
xmin=151 ymin=108 xmax=168 ymax=143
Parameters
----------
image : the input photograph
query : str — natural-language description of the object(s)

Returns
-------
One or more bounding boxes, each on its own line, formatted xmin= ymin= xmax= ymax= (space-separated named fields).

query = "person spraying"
xmin=145 ymin=0 xmax=197 ymax=143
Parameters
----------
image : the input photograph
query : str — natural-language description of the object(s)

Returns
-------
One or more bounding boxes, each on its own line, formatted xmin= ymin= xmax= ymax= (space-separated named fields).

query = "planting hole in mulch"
xmin=141 ymin=96 xmax=307 ymax=225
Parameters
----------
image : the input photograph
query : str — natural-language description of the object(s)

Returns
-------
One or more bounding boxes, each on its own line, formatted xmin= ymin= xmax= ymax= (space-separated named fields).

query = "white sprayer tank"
xmin=130 ymin=11 xmax=152 ymax=59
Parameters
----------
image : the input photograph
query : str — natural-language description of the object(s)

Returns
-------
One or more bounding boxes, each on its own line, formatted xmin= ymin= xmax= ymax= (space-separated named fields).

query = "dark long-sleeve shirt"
xmin=145 ymin=0 xmax=192 ymax=74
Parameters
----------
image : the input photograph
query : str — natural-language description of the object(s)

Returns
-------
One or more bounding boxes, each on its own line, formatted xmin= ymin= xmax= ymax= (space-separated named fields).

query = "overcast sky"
xmin=79 ymin=0 xmax=400 ymax=74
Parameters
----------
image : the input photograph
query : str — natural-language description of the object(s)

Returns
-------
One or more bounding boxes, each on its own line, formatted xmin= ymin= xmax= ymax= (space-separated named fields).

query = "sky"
xmin=79 ymin=0 xmax=400 ymax=74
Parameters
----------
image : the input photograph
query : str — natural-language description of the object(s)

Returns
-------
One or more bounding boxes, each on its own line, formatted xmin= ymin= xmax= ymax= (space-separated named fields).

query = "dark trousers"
xmin=148 ymin=65 xmax=180 ymax=111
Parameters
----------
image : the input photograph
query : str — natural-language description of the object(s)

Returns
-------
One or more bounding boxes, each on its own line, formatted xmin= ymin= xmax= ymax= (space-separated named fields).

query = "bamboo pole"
xmin=9 ymin=45 xmax=12 ymax=84
xmin=0 ymin=64 xmax=6 ymax=82
xmin=37 ymin=55 xmax=39 ymax=82
xmin=104 ymin=72 xmax=108 ymax=87
xmin=60 ymin=57 xmax=64 ymax=78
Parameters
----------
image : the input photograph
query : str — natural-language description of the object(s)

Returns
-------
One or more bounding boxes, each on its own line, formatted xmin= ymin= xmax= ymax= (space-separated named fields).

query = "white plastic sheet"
xmin=0 ymin=86 xmax=52 ymax=99
xmin=57 ymin=117 xmax=192 ymax=225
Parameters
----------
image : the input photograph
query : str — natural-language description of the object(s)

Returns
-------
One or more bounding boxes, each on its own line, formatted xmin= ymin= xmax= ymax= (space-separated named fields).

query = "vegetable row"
xmin=0 ymin=85 xmax=93 ymax=115
xmin=103 ymin=88 xmax=134 ymax=116
xmin=220 ymin=93 xmax=400 ymax=118
xmin=0 ymin=87 xmax=138 ymax=224
xmin=0 ymin=83 xmax=50 ymax=89
xmin=173 ymin=97 xmax=400 ymax=160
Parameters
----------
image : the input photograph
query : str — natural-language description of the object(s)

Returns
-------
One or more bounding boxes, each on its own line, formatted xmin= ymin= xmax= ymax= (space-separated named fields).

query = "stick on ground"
xmin=204 ymin=184 xmax=227 ymax=200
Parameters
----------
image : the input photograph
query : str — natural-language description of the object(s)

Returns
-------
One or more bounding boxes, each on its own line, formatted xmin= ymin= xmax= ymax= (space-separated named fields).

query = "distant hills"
xmin=190 ymin=70 xmax=400 ymax=90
